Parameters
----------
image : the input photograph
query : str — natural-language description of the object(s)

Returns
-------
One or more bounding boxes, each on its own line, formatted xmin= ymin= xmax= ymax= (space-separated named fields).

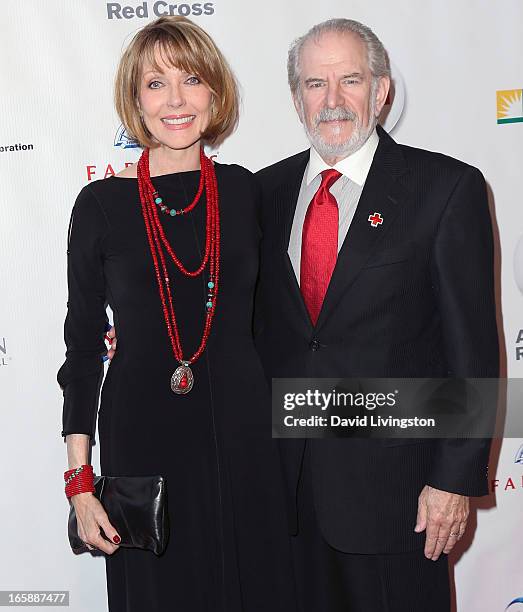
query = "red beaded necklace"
xmin=137 ymin=147 xmax=220 ymax=394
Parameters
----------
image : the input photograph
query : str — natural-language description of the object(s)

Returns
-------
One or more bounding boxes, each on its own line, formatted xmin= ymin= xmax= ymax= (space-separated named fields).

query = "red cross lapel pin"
xmin=368 ymin=212 xmax=384 ymax=228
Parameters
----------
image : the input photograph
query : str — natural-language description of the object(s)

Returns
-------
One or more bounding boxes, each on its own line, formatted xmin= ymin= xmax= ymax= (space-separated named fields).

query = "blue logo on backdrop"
xmin=506 ymin=598 xmax=523 ymax=611
xmin=515 ymin=444 xmax=523 ymax=464
xmin=114 ymin=125 xmax=140 ymax=149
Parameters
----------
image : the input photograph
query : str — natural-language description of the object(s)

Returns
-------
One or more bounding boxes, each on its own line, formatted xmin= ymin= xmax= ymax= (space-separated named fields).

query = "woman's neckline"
xmin=110 ymin=167 xmax=204 ymax=180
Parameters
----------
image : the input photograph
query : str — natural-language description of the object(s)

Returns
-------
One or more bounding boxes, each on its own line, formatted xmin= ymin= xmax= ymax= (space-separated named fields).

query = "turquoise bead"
xmin=206 ymin=301 xmax=213 ymax=308
xmin=155 ymin=197 xmax=162 ymax=204
xmin=207 ymin=281 xmax=214 ymax=289
xmin=170 ymin=209 xmax=176 ymax=216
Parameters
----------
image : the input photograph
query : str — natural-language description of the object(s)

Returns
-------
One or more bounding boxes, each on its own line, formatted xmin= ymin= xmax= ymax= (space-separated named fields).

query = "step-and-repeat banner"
xmin=1 ymin=1 xmax=522 ymax=610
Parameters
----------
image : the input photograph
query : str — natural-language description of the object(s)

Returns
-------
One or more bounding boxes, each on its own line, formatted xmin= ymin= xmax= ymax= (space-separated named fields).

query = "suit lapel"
xmin=273 ymin=150 xmax=313 ymax=330
xmin=315 ymin=127 xmax=410 ymax=330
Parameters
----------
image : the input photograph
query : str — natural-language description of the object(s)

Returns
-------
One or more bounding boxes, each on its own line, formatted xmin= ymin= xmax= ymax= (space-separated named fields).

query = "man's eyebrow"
xmin=304 ymin=77 xmax=326 ymax=85
xmin=303 ymin=72 xmax=364 ymax=85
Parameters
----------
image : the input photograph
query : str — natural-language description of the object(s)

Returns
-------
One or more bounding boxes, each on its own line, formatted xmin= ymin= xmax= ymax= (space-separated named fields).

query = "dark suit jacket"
xmin=254 ymin=125 xmax=499 ymax=554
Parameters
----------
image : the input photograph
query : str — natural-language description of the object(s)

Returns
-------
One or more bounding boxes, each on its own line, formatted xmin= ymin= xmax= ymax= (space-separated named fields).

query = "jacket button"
xmin=309 ymin=339 xmax=320 ymax=351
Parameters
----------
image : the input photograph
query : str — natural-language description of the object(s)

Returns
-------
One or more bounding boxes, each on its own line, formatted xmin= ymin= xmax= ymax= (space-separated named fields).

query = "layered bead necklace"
xmin=137 ymin=147 xmax=220 ymax=394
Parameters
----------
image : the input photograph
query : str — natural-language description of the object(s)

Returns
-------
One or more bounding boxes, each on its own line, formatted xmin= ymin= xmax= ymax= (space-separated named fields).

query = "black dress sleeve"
xmin=57 ymin=184 xmax=110 ymax=441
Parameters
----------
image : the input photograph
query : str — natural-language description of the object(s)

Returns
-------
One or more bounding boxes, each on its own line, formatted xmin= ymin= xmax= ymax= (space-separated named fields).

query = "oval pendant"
xmin=171 ymin=365 xmax=194 ymax=394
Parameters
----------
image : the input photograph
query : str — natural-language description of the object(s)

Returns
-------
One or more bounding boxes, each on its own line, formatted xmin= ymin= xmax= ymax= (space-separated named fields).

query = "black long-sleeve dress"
xmin=57 ymin=163 xmax=296 ymax=612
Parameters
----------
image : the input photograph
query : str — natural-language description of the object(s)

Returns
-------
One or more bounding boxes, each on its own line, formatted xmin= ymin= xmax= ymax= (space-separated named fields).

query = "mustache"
xmin=313 ymin=106 xmax=358 ymax=126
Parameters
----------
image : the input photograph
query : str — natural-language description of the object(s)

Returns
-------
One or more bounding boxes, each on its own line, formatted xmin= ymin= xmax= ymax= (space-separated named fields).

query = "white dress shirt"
xmin=288 ymin=128 xmax=380 ymax=284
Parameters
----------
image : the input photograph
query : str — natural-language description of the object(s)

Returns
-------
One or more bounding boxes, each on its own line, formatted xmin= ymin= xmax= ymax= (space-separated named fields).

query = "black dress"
xmin=57 ymin=163 xmax=296 ymax=612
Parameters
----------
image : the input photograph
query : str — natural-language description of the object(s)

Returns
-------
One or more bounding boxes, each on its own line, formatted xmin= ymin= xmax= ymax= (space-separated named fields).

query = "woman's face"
xmin=138 ymin=47 xmax=213 ymax=151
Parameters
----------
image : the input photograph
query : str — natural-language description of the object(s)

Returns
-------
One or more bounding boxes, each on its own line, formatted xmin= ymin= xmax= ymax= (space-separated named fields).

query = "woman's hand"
xmin=71 ymin=492 xmax=121 ymax=554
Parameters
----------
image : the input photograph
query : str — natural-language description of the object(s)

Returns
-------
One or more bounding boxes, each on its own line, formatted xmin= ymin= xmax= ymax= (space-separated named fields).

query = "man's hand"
xmin=104 ymin=325 xmax=117 ymax=360
xmin=415 ymin=485 xmax=469 ymax=561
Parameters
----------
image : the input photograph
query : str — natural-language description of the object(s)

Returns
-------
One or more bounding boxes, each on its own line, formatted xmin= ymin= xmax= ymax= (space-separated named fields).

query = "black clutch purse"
xmin=68 ymin=475 xmax=169 ymax=556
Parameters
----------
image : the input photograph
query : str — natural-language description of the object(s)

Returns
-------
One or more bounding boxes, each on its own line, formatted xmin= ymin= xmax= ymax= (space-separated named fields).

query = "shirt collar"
xmin=306 ymin=128 xmax=379 ymax=187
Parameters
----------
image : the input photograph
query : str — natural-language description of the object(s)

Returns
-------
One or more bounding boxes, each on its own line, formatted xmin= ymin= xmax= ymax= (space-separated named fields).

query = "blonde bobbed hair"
xmin=114 ymin=16 xmax=239 ymax=147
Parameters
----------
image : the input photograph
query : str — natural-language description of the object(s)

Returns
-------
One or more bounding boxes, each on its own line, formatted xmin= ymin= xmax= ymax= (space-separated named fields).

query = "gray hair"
xmin=287 ymin=18 xmax=391 ymax=97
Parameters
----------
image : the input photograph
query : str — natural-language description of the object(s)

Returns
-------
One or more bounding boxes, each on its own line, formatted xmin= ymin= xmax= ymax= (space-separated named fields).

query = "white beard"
xmin=300 ymin=83 xmax=378 ymax=161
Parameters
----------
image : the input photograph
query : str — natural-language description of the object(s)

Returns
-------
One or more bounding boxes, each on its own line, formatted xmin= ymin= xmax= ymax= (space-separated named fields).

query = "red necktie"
xmin=300 ymin=169 xmax=341 ymax=325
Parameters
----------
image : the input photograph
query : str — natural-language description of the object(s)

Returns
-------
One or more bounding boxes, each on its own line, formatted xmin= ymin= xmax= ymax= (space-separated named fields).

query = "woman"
xmin=58 ymin=16 xmax=295 ymax=612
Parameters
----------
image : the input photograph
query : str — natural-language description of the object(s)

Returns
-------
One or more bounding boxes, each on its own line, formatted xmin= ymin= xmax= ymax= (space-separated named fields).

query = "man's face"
xmin=294 ymin=31 xmax=389 ymax=163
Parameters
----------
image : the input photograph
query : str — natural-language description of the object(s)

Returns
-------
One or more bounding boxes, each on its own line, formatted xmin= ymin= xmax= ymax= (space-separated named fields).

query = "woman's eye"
xmin=186 ymin=76 xmax=201 ymax=85
xmin=148 ymin=80 xmax=162 ymax=89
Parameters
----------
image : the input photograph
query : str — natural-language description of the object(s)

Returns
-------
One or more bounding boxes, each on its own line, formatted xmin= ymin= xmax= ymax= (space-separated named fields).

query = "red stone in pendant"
xmin=171 ymin=365 xmax=194 ymax=394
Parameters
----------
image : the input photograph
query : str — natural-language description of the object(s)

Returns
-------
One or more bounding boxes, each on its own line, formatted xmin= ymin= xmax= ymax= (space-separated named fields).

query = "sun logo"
xmin=497 ymin=89 xmax=523 ymax=124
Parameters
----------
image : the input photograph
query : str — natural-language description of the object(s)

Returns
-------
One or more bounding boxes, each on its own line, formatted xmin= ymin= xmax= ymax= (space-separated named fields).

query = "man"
xmin=254 ymin=18 xmax=499 ymax=611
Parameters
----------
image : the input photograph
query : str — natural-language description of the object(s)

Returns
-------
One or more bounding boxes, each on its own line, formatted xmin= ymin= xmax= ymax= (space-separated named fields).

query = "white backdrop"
xmin=1 ymin=1 xmax=522 ymax=610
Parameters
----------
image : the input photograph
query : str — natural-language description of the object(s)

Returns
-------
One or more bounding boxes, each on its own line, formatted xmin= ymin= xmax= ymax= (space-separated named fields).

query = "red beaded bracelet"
xmin=64 ymin=464 xmax=95 ymax=499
